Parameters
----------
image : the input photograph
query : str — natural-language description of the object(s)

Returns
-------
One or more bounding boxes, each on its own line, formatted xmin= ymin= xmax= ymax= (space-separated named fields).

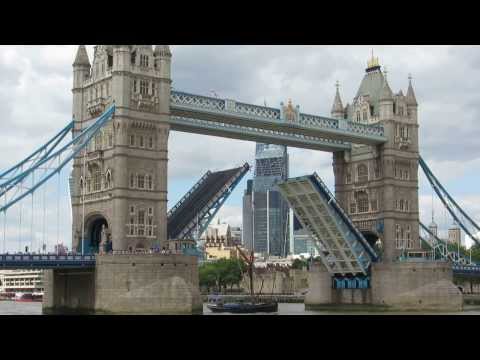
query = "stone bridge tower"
xmin=71 ymin=45 xmax=172 ymax=253
xmin=331 ymin=55 xmax=420 ymax=262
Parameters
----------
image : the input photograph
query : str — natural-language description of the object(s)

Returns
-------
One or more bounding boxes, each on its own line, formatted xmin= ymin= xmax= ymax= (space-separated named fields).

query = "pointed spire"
xmin=406 ymin=73 xmax=418 ymax=106
xmin=154 ymin=45 xmax=172 ymax=57
xmin=73 ymin=45 xmax=90 ymax=67
xmin=379 ymin=71 xmax=393 ymax=101
xmin=331 ymin=81 xmax=344 ymax=113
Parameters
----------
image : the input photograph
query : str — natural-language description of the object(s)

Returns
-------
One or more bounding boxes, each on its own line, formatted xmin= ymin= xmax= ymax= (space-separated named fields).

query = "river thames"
xmin=1 ymin=301 xmax=480 ymax=315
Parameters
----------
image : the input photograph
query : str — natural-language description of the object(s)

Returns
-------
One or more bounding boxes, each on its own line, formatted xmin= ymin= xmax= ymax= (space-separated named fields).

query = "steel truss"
xmin=168 ymin=163 xmax=250 ymax=240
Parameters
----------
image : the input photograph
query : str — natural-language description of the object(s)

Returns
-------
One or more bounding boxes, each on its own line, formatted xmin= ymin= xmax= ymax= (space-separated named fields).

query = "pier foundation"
xmin=43 ymin=254 xmax=202 ymax=314
xmin=305 ymin=261 xmax=463 ymax=311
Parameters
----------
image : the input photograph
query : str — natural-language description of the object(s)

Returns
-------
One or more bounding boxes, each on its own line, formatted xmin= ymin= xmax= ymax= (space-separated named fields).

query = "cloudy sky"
xmin=0 ymin=45 xmax=479 ymax=251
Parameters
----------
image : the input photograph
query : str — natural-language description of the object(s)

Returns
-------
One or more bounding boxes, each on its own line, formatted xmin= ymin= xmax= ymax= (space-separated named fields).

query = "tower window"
xmin=139 ymin=136 xmax=144 ymax=148
xmin=362 ymin=110 xmax=368 ymax=122
xmin=148 ymin=137 xmax=153 ymax=149
xmin=130 ymin=174 xmax=135 ymax=188
xmin=92 ymin=167 xmax=101 ymax=192
xmin=137 ymin=174 xmax=145 ymax=189
xmin=147 ymin=174 xmax=153 ymax=190
xmin=140 ymin=80 xmax=148 ymax=95
xmin=130 ymin=134 xmax=135 ymax=147
xmin=357 ymin=164 xmax=368 ymax=183
xmin=108 ymin=55 xmax=113 ymax=68
xmin=357 ymin=192 xmax=369 ymax=213
xmin=131 ymin=51 xmax=137 ymax=65
xmin=350 ymin=203 xmax=356 ymax=214
xmin=133 ymin=80 xmax=137 ymax=93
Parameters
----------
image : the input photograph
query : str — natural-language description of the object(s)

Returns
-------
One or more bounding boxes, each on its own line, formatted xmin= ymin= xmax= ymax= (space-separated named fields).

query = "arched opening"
xmin=362 ymin=230 xmax=380 ymax=250
xmin=83 ymin=215 xmax=108 ymax=254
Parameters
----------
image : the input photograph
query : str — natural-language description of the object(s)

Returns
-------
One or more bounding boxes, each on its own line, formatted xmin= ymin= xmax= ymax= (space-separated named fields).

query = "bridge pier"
xmin=305 ymin=261 xmax=463 ymax=311
xmin=43 ymin=254 xmax=202 ymax=314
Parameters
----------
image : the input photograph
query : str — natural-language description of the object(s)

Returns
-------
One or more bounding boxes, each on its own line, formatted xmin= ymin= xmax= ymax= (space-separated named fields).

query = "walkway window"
xmin=357 ymin=164 xmax=368 ymax=183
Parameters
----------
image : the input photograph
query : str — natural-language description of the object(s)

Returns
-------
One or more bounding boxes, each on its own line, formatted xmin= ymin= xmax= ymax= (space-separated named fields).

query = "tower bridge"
xmin=0 ymin=45 xmax=478 ymax=313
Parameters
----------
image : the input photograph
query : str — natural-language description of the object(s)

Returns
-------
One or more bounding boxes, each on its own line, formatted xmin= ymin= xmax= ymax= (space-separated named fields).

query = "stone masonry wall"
xmin=94 ymin=254 xmax=202 ymax=314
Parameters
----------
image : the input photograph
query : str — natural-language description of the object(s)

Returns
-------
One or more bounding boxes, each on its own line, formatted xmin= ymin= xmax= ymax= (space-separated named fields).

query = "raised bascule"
xmin=0 ymin=45 xmax=479 ymax=313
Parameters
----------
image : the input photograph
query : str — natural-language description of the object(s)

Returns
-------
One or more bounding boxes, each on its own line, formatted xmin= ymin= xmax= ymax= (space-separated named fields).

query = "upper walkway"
xmin=170 ymin=91 xmax=387 ymax=151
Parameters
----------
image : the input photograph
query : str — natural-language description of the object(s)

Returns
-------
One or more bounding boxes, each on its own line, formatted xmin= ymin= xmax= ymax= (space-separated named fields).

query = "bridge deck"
xmin=167 ymin=164 xmax=249 ymax=240
xmin=0 ymin=254 xmax=95 ymax=269
xmin=170 ymin=91 xmax=387 ymax=148
xmin=277 ymin=173 xmax=378 ymax=276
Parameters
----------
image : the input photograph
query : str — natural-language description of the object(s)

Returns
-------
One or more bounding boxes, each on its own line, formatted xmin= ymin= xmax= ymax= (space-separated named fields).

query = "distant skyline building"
xmin=448 ymin=222 xmax=462 ymax=246
xmin=243 ymin=143 xmax=289 ymax=256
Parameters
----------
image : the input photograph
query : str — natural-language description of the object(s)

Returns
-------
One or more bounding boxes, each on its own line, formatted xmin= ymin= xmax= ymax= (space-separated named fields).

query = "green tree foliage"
xmin=291 ymin=258 xmax=308 ymax=270
xmin=199 ymin=258 xmax=247 ymax=293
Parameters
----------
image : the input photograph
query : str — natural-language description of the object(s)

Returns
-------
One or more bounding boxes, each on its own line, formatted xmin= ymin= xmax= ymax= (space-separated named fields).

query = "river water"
xmin=1 ymin=301 xmax=480 ymax=315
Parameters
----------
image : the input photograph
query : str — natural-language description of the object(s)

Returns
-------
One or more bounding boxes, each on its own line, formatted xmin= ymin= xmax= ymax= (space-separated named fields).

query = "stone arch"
xmin=82 ymin=212 xmax=111 ymax=254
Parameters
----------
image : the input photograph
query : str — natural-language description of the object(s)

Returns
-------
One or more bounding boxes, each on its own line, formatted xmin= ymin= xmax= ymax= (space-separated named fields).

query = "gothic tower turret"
xmin=71 ymin=45 xmax=172 ymax=253
xmin=72 ymin=45 xmax=91 ymax=136
xmin=333 ymin=52 xmax=420 ymax=262
xmin=378 ymin=70 xmax=393 ymax=121
xmin=331 ymin=81 xmax=345 ymax=119
xmin=406 ymin=74 xmax=418 ymax=123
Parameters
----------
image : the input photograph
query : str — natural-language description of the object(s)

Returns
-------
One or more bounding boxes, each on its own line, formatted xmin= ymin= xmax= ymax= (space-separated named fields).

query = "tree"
xmin=199 ymin=258 xmax=247 ymax=293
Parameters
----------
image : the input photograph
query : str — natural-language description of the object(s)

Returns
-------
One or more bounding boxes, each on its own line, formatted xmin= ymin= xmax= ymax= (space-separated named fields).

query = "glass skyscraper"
xmin=243 ymin=143 xmax=289 ymax=256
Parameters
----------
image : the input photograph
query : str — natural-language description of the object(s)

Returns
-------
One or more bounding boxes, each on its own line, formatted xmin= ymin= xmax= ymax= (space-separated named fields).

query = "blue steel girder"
xmin=170 ymin=91 xmax=387 ymax=146
xmin=176 ymin=163 xmax=250 ymax=240
xmin=0 ymin=105 xmax=115 ymax=213
xmin=0 ymin=121 xmax=74 ymax=193
xmin=169 ymin=115 xmax=350 ymax=152
xmin=419 ymin=156 xmax=480 ymax=246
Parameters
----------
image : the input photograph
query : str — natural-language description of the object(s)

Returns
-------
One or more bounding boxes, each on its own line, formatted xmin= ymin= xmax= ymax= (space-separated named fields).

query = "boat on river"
xmin=206 ymin=246 xmax=278 ymax=314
